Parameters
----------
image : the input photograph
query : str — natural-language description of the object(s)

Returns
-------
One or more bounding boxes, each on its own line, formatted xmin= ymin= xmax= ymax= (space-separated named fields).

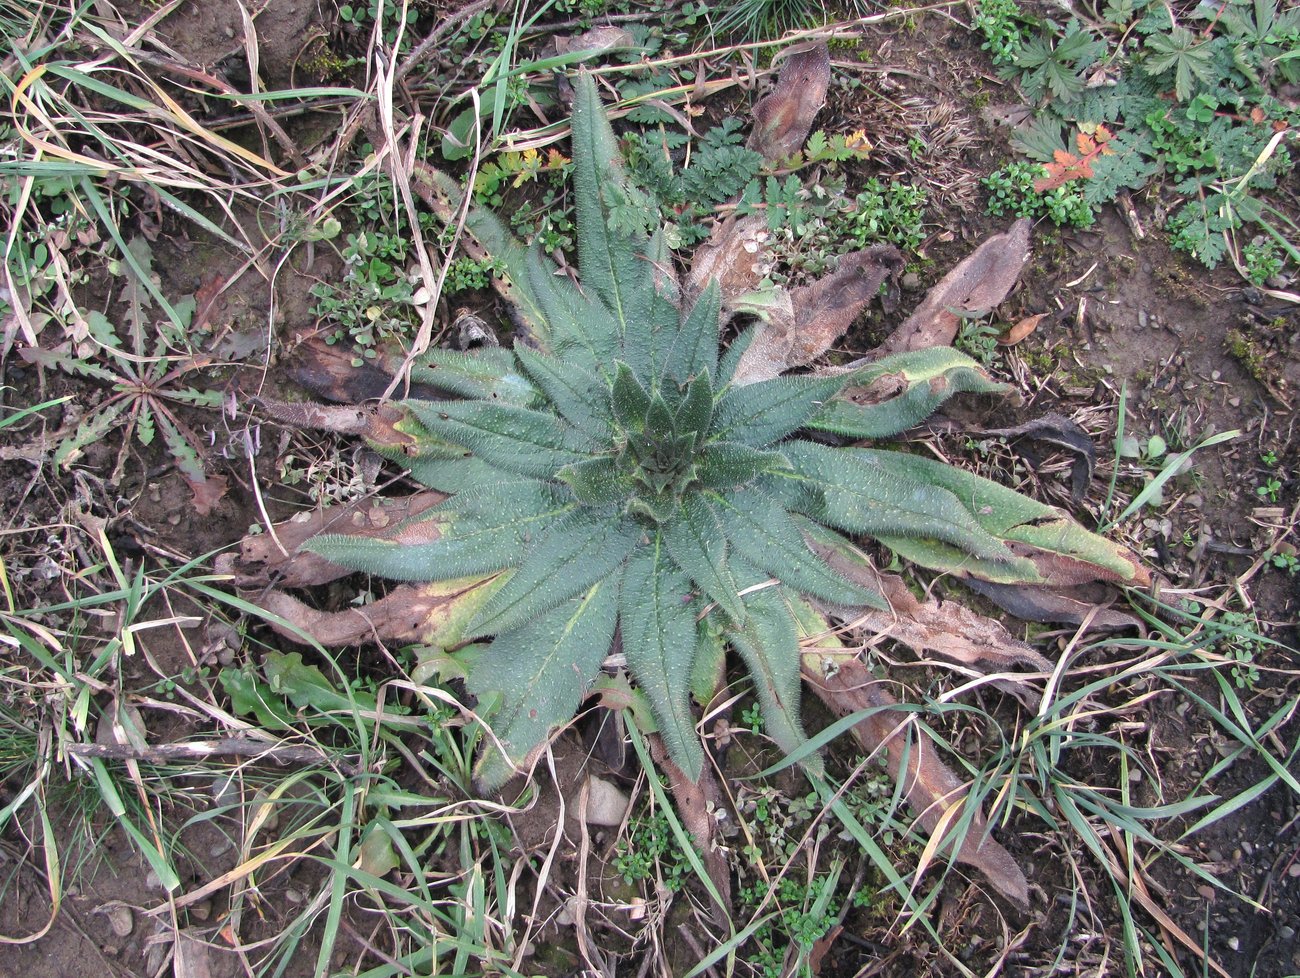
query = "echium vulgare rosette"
xmin=303 ymin=73 xmax=1147 ymax=788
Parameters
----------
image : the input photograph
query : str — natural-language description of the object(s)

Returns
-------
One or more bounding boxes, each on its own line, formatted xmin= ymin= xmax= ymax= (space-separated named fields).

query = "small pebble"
xmin=285 ymin=888 xmax=304 ymax=904
xmin=1228 ymin=397 xmax=1241 ymax=407
xmin=1241 ymin=840 xmax=1253 ymax=856
xmin=1211 ymin=369 xmax=1221 ymax=381
xmin=1138 ymin=310 xmax=1148 ymax=328
xmin=189 ymin=900 xmax=212 ymax=922
xmin=1196 ymin=885 xmax=1215 ymax=901
xmin=99 ymin=904 xmax=134 ymax=938
xmin=1287 ymin=863 xmax=1300 ymax=879
xmin=1227 ymin=936 xmax=1240 ymax=952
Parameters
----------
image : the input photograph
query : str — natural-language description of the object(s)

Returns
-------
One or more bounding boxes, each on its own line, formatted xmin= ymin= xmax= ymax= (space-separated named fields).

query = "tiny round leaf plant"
xmin=294 ymin=73 xmax=1147 ymax=789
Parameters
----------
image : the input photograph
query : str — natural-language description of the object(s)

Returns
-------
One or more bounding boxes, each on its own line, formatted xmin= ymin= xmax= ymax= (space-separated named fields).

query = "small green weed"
xmin=311 ymin=228 xmax=420 ymax=364
xmin=18 ymin=237 xmax=224 ymax=505
xmin=1216 ymin=610 xmax=1264 ymax=690
xmin=613 ymin=805 xmax=698 ymax=890
xmin=983 ymin=161 xmax=1095 ymax=227
xmin=954 ymin=316 xmax=1003 ymax=367
xmin=1255 ymin=476 xmax=1282 ymax=502
xmin=977 ymin=0 xmax=1299 ymax=279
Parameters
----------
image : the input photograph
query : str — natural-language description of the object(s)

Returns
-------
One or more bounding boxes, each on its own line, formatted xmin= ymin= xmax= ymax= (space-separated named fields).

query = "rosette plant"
xmin=281 ymin=73 xmax=1145 ymax=791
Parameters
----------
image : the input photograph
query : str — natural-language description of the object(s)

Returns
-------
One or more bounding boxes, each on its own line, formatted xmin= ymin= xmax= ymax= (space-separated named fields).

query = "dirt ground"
xmin=1 ymin=1 xmax=1298 ymax=976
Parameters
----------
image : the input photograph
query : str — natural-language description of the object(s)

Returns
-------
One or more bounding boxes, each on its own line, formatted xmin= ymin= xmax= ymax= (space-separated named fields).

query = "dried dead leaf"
xmin=871 ymin=219 xmax=1032 ymax=358
xmin=963 ymin=579 xmax=1139 ymax=632
xmin=216 ymin=492 xmax=445 ymax=589
xmin=684 ymin=214 xmax=771 ymax=303
xmin=554 ymin=26 xmax=636 ymax=56
xmin=285 ymin=338 xmax=443 ymax=403
xmin=972 ymin=412 xmax=1096 ymax=503
xmin=186 ymin=472 xmax=227 ymax=516
xmin=254 ymin=396 xmax=425 ymax=456
xmin=257 ymin=575 xmax=499 ymax=647
xmin=810 ymin=542 xmax=1050 ymax=672
xmin=998 ymin=312 xmax=1045 ymax=346
xmin=748 ymin=43 xmax=831 ymax=161
xmin=730 ymin=245 xmax=903 ymax=385
xmin=803 ymin=658 xmax=1030 ymax=906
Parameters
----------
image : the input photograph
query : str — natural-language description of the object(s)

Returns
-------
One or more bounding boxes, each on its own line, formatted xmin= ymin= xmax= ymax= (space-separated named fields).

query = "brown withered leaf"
xmin=257 ymin=575 xmax=499 ymax=647
xmin=871 ymin=219 xmax=1032 ymax=358
xmin=287 ymin=338 xmax=441 ymax=403
xmin=1009 ymin=544 xmax=1150 ymax=588
xmin=809 ymin=541 xmax=1050 ymax=672
xmin=254 ymin=397 xmax=424 ymax=456
xmin=216 ymin=492 xmax=445 ymax=589
xmin=998 ymin=311 xmax=1045 ymax=346
xmin=963 ymin=579 xmax=1139 ymax=632
xmin=748 ymin=43 xmax=831 ymax=161
xmin=186 ymin=472 xmax=228 ymax=517
xmin=684 ymin=214 xmax=771 ymax=303
xmin=802 ymin=658 xmax=1029 ymax=906
xmin=730 ymin=245 xmax=903 ymax=385
xmin=973 ymin=412 xmax=1096 ymax=503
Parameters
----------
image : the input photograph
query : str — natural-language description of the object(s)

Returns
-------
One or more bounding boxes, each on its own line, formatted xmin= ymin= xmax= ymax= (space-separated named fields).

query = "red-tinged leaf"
xmin=191 ymin=274 xmax=228 ymax=333
xmin=1053 ymin=148 xmax=1077 ymax=166
xmin=1250 ymin=106 xmax=1266 ymax=125
xmin=256 ymin=575 xmax=500 ymax=647
xmin=802 ymin=658 xmax=1030 ymax=906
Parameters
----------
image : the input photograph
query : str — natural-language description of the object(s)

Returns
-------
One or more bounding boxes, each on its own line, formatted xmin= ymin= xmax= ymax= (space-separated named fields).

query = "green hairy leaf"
xmin=287 ymin=69 xmax=1146 ymax=789
xmin=621 ymin=536 xmax=705 ymax=781
xmin=471 ymin=581 xmax=619 ymax=789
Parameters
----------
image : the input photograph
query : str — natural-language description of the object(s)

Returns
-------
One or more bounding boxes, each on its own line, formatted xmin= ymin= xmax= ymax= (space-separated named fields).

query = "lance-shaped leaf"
xmin=802 ymin=655 xmax=1030 ymax=907
xmin=409 ymin=160 xmax=553 ymax=346
xmin=525 ymin=245 xmax=619 ymax=369
xmin=257 ymin=574 xmax=501 ymax=648
xmin=514 ymin=343 xmax=612 ymax=438
xmin=410 ymin=347 xmax=537 ymax=405
xmin=610 ymin=361 xmax=652 ymax=429
xmin=695 ymin=441 xmax=790 ymax=490
xmin=783 ymin=440 xmax=1032 ymax=571
xmin=471 ymin=579 xmax=620 ymax=789
xmin=621 ymin=535 xmax=704 ymax=781
xmin=813 ymin=348 xmax=1009 ymax=439
xmin=221 ymin=492 xmax=447 ymax=589
xmin=730 ymin=576 xmax=817 ymax=774
xmin=407 ymin=399 xmax=595 ymax=478
xmin=718 ymin=491 xmax=887 ymax=610
xmin=466 ymin=510 xmax=641 ymax=638
xmin=663 ymin=497 xmax=745 ymax=625
xmin=662 ymin=279 xmax=722 ymax=384
xmin=570 ymin=72 xmax=650 ymax=346
xmin=713 ymin=374 xmax=847 ymax=447
xmin=845 ymin=448 xmax=1148 ymax=585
